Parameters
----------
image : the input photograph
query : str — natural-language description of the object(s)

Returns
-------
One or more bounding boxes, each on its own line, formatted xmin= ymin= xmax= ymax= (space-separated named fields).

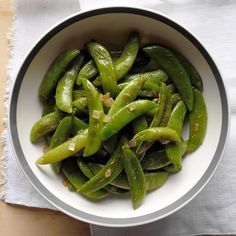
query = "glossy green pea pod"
xmin=87 ymin=42 xmax=117 ymax=97
xmin=172 ymin=50 xmax=203 ymax=91
xmin=62 ymin=158 xmax=108 ymax=200
xmin=159 ymin=88 xmax=173 ymax=127
xmin=143 ymin=46 xmax=193 ymax=111
xmin=131 ymin=127 xmax=180 ymax=147
xmin=101 ymin=100 xmax=157 ymax=141
xmin=35 ymin=129 xmax=88 ymax=164
xmin=78 ymin=159 xmax=128 ymax=194
xmin=82 ymin=79 xmax=104 ymax=157
xmin=124 ymin=70 xmax=168 ymax=85
xmin=39 ymin=49 xmax=80 ymax=101
xmin=145 ymin=172 xmax=168 ymax=191
xmin=150 ymin=83 xmax=167 ymax=127
xmin=165 ymin=101 xmax=187 ymax=171
xmin=123 ymin=145 xmax=146 ymax=209
xmin=108 ymin=74 xmax=148 ymax=116
xmin=70 ymin=116 xmax=88 ymax=136
xmin=72 ymin=89 xmax=86 ymax=100
xmin=132 ymin=116 xmax=149 ymax=134
xmin=187 ymin=88 xmax=207 ymax=153
xmin=56 ymin=54 xmax=84 ymax=114
xmin=90 ymin=162 xmax=168 ymax=191
xmin=141 ymin=150 xmax=171 ymax=171
xmin=76 ymin=60 xmax=98 ymax=86
xmin=93 ymin=33 xmax=140 ymax=86
xmin=30 ymin=110 xmax=65 ymax=143
xmin=78 ymin=136 xmax=128 ymax=193
xmin=50 ymin=116 xmax=73 ymax=174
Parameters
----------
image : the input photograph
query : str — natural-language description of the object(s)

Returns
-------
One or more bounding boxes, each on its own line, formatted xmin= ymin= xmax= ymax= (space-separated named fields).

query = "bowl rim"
xmin=8 ymin=6 xmax=230 ymax=227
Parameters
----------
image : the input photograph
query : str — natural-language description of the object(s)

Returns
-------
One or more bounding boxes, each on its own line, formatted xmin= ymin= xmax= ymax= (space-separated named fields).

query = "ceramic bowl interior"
xmin=9 ymin=7 xmax=229 ymax=227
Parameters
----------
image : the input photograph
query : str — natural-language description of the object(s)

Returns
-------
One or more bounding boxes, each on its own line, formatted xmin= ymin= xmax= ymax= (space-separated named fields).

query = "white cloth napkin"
xmin=1 ymin=0 xmax=236 ymax=235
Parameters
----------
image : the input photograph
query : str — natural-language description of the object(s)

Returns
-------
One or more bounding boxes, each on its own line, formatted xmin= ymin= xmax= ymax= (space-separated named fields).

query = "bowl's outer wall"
xmin=9 ymin=7 xmax=229 ymax=227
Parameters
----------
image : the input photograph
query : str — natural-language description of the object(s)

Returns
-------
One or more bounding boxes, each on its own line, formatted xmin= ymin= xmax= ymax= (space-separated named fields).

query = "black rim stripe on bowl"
xmin=9 ymin=7 xmax=229 ymax=227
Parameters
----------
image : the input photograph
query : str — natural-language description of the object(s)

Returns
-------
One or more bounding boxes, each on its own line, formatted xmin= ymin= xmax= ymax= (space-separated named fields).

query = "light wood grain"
xmin=0 ymin=1 xmax=90 ymax=235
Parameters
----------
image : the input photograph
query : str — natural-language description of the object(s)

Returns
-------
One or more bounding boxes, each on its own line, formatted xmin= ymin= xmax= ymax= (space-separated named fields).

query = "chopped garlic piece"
xmin=128 ymin=103 xmax=136 ymax=112
xmin=103 ymin=115 xmax=111 ymax=123
xmin=68 ymin=142 xmax=75 ymax=151
xmin=93 ymin=110 xmax=101 ymax=119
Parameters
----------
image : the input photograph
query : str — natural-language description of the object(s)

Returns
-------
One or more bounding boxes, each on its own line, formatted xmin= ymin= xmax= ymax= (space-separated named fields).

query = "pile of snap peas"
xmin=30 ymin=32 xmax=207 ymax=209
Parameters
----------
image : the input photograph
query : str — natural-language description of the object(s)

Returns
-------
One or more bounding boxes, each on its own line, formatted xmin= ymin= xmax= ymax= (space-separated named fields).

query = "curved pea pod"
xmin=101 ymin=100 xmax=157 ymax=141
xmin=130 ymin=127 xmax=180 ymax=147
xmin=123 ymin=70 xmax=168 ymax=84
xmin=50 ymin=115 xmax=73 ymax=174
xmin=150 ymin=82 xmax=167 ymax=127
xmin=187 ymin=89 xmax=207 ymax=153
xmin=35 ymin=129 xmax=88 ymax=164
xmin=108 ymin=74 xmax=148 ymax=116
xmin=123 ymin=145 xmax=146 ymax=209
xmin=89 ymin=163 xmax=130 ymax=190
xmin=39 ymin=49 xmax=80 ymax=101
xmin=76 ymin=60 xmax=98 ymax=86
xmin=78 ymin=159 xmax=128 ymax=194
xmin=145 ymin=172 xmax=168 ymax=191
xmin=62 ymin=158 xmax=108 ymax=200
xmin=172 ymin=50 xmax=203 ymax=91
xmin=82 ymin=79 xmax=104 ymax=157
xmin=30 ymin=110 xmax=65 ymax=143
xmin=93 ymin=32 xmax=140 ymax=86
xmin=113 ymin=32 xmax=139 ymax=79
xmin=56 ymin=54 xmax=84 ymax=114
xmin=141 ymin=150 xmax=171 ymax=171
xmin=143 ymin=46 xmax=193 ymax=111
xmin=87 ymin=42 xmax=117 ymax=97
xmin=72 ymin=97 xmax=87 ymax=109
xmin=165 ymin=101 xmax=187 ymax=171
xmin=70 ymin=116 xmax=88 ymax=136
xmin=78 ymin=136 xmax=128 ymax=193
xmin=132 ymin=116 xmax=149 ymax=134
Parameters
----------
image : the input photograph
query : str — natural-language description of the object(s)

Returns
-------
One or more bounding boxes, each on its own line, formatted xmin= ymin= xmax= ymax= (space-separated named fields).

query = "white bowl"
xmin=9 ymin=6 xmax=230 ymax=227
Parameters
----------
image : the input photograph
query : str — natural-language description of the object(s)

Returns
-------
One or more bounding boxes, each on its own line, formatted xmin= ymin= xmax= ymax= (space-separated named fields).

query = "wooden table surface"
xmin=0 ymin=1 xmax=90 ymax=235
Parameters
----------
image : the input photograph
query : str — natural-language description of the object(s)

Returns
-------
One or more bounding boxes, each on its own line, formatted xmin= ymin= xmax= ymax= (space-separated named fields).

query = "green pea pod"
xmin=145 ymin=172 xmax=168 ymax=191
xmin=132 ymin=116 xmax=149 ymax=134
xmin=131 ymin=127 xmax=180 ymax=147
xmin=123 ymin=145 xmax=146 ymax=209
xmin=56 ymin=54 xmax=84 ymax=114
xmin=62 ymin=158 xmax=108 ymax=200
xmin=150 ymin=82 xmax=167 ymax=127
xmin=159 ymin=87 xmax=173 ymax=127
xmin=171 ymin=93 xmax=182 ymax=108
xmin=72 ymin=89 xmax=86 ymax=100
xmin=90 ymin=162 xmax=168 ymax=191
xmin=124 ymin=70 xmax=168 ymax=85
xmin=143 ymin=46 xmax=193 ymax=111
xmin=172 ymin=50 xmax=203 ymax=91
xmin=39 ymin=49 xmax=80 ymax=101
xmin=78 ymin=159 xmax=128 ymax=194
xmin=113 ymin=32 xmax=139 ymax=79
xmin=93 ymin=33 xmax=140 ymax=86
xmin=72 ymin=98 xmax=87 ymax=110
xmin=187 ymin=89 xmax=207 ymax=153
xmin=108 ymin=74 xmax=148 ymax=116
xmin=30 ymin=110 xmax=64 ymax=143
xmin=35 ymin=129 xmax=88 ymax=164
xmin=70 ymin=116 xmax=88 ymax=136
xmin=82 ymin=79 xmax=104 ymax=157
xmin=78 ymin=136 xmax=128 ymax=193
xmin=50 ymin=115 xmax=73 ymax=174
xmin=76 ymin=60 xmax=98 ymax=86
xmin=87 ymin=42 xmax=117 ymax=97
xmin=101 ymin=100 xmax=157 ymax=141
xmin=141 ymin=150 xmax=171 ymax=171
xmin=164 ymin=101 xmax=187 ymax=170
xmin=138 ymin=90 xmax=159 ymax=98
